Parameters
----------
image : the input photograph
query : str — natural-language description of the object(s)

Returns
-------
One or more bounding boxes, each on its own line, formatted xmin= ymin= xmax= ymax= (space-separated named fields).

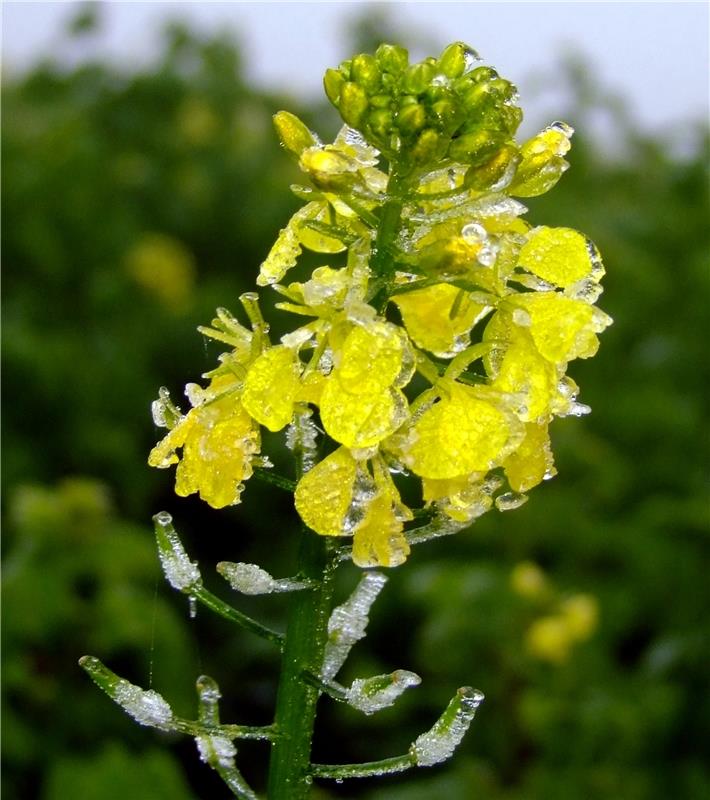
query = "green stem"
xmin=266 ymin=529 xmax=336 ymax=799
xmin=192 ymin=585 xmax=284 ymax=647
xmin=310 ymin=753 xmax=416 ymax=780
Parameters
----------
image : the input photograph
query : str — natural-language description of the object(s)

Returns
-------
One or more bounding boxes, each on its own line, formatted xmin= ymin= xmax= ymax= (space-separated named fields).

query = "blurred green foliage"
xmin=2 ymin=10 xmax=709 ymax=800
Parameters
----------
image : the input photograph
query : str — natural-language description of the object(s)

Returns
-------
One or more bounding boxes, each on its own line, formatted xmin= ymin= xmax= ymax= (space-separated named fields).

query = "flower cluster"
xmin=149 ymin=42 xmax=611 ymax=569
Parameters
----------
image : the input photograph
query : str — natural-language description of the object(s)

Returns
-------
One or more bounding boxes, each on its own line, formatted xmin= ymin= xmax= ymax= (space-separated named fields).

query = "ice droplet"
xmin=549 ymin=120 xmax=575 ymax=138
xmin=342 ymin=466 xmax=377 ymax=534
xmin=346 ymin=670 xmax=421 ymax=715
xmin=322 ymin=572 xmax=388 ymax=681
xmin=462 ymin=46 xmax=482 ymax=72
xmin=512 ymin=308 xmax=532 ymax=327
xmin=411 ymin=687 xmax=484 ymax=767
xmin=153 ymin=512 xmax=201 ymax=592
xmin=494 ymin=491 xmax=528 ymax=511
xmin=217 ymin=561 xmax=311 ymax=595
xmin=151 ymin=386 xmax=182 ymax=428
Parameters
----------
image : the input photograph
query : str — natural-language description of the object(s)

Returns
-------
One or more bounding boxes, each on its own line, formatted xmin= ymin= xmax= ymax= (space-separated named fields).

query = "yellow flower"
xmin=392 ymin=283 xmax=490 ymax=358
xmin=394 ymin=383 xmax=519 ymax=480
xmin=149 ymin=374 xmax=260 ymax=509
xmin=294 ymin=448 xmax=412 ymax=568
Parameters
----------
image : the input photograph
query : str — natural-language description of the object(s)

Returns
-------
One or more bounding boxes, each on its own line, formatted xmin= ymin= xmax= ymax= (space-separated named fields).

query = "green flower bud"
xmin=400 ymin=94 xmax=419 ymax=108
xmin=338 ymin=59 xmax=352 ymax=81
xmin=369 ymin=94 xmax=392 ymax=109
xmin=339 ymin=82 xmax=369 ymax=127
xmin=397 ymin=103 xmax=427 ymax=135
xmin=411 ymin=128 xmax=443 ymax=163
xmin=404 ymin=62 xmax=436 ymax=95
xmin=368 ymin=108 xmax=393 ymax=138
xmin=464 ymin=143 xmax=520 ymax=190
xmin=351 ymin=53 xmax=381 ymax=93
xmin=438 ymin=42 xmax=467 ymax=79
xmin=430 ymin=99 xmax=460 ymax=133
xmin=448 ymin=128 xmax=505 ymax=165
xmin=375 ymin=43 xmax=409 ymax=74
xmin=273 ymin=111 xmax=318 ymax=156
xmin=324 ymin=68 xmax=345 ymax=105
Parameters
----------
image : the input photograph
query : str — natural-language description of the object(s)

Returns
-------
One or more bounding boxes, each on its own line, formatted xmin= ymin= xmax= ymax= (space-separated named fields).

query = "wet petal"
xmin=320 ymin=378 xmax=408 ymax=448
xmin=393 ymin=283 xmax=489 ymax=357
xmin=241 ymin=345 xmax=301 ymax=432
xmin=294 ymin=446 xmax=358 ymax=535
xmin=513 ymin=292 xmax=612 ymax=364
xmin=503 ymin=421 xmax=555 ymax=492
xmin=517 ymin=226 xmax=602 ymax=288
xmin=402 ymin=384 xmax=513 ymax=479
xmin=336 ymin=321 xmax=410 ymax=394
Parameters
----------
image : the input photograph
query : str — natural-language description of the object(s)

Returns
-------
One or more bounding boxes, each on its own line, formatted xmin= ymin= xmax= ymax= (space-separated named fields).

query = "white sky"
xmin=3 ymin=1 xmax=709 ymax=140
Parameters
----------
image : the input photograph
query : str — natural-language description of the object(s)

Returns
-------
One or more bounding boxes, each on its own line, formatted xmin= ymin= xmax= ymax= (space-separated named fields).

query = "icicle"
xmin=411 ymin=686 xmax=484 ymax=767
xmin=153 ymin=512 xmax=201 ymax=592
xmin=285 ymin=407 xmax=319 ymax=473
xmin=216 ymin=561 xmax=312 ymax=595
xmin=346 ymin=670 xmax=421 ymax=715
xmin=79 ymin=656 xmax=174 ymax=730
xmin=322 ymin=572 xmax=388 ymax=681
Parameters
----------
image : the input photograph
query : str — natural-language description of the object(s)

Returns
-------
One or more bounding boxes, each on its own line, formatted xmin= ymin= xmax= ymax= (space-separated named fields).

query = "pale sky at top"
xmin=3 ymin=1 xmax=708 ymax=141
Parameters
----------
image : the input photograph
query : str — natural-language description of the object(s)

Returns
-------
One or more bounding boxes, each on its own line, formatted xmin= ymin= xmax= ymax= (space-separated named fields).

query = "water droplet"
xmin=548 ymin=120 xmax=574 ymax=138
xmin=462 ymin=46 xmax=481 ymax=72
xmin=495 ymin=491 xmax=528 ymax=511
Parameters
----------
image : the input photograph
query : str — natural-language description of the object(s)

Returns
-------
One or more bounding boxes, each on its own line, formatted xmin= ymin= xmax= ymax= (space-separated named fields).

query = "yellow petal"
xmin=174 ymin=400 xmax=260 ymax=509
xmin=352 ymin=463 xmax=412 ymax=568
xmin=257 ymin=202 xmax=322 ymax=286
xmin=393 ymin=283 xmax=488 ymax=357
xmin=517 ymin=226 xmax=601 ymax=288
xmin=489 ymin=331 xmax=559 ymax=422
xmin=320 ymin=378 xmax=408 ymax=448
xmin=241 ymin=345 xmax=300 ymax=432
xmin=402 ymin=384 xmax=513 ymax=479
xmin=296 ymin=204 xmax=348 ymax=254
xmin=336 ymin=321 xmax=411 ymax=395
xmin=513 ymin=292 xmax=612 ymax=363
xmin=503 ymin=421 xmax=555 ymax=492
xmin=148 ymin=416 xmax=195 ymax=468
xmin=294 ymin=446 xmax=358 ymax=536
xmin=352 ymin=494 xmax=411 ymax=568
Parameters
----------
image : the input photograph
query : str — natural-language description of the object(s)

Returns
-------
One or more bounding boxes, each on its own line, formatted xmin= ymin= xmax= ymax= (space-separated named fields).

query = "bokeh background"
xmin=3 ymin=3 xmax=709 ymax=799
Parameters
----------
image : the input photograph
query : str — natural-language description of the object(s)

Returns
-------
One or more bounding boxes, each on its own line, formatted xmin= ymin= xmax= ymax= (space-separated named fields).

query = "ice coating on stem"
xmin=346 ymin=670 xmax=422 ymax=715
xmin=216 ymin=561 xmax=311 ymax=595
xmin=411 ymin=686 xmax=484 ymax=767
xmin=285 ymin=407 xmax=320 ymax=473
xmin=322 ymin=571 xmax=387 ymax=681
xmin=79 ymin=656 xmax=174 ymax=729
xmin=153 ymin=511 xmax=201 ymax=591
xmin=194 ymin=675 xmax=258 ymax=799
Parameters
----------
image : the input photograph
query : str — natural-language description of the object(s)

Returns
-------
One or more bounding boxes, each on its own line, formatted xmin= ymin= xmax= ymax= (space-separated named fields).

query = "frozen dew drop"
xmin=462 ymin=45 xmax=482 ymax=72
xmin=285 ymin=409 xmax=320 ymax=472
xmin=567 ymin=277 xmax=604 ymax=304
xmin=411 ymin=686 xmax=484 ymax=767
xmin=346 ymin=670 xmax=422 ymax=715
xmin=196 ymin=733 xmax=237 ymax=769
xmin=565 ymin=401 xmax=592 ymax=417
xmin=188 ymin=595 xmax=197 ymax=618
xmin=153 ymin=512 xmax=201 ymax=592
xmin=461 ymin=222 xmax=487 ymax=245
xmin=322 ymin=572 xmax=388 ymax=681
xmin=495 ymin=491 xmax=528 ymax=511
xmin=548 ymin=120 xmax=575 ymax=138
xmin=512 ymin=308 xmax=532 ymax=328
xmin=342 ymin=467 xmax=378 ymax=534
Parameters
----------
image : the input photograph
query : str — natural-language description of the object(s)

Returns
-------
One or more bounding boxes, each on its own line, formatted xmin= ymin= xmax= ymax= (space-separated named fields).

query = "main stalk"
xmin=266 ymin=528 xmax=335 ymax=799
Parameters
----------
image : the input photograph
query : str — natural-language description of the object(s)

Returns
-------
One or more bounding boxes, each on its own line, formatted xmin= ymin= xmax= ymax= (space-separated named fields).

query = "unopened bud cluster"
xmin=324 ymin=42 xmax=521 ymax=167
